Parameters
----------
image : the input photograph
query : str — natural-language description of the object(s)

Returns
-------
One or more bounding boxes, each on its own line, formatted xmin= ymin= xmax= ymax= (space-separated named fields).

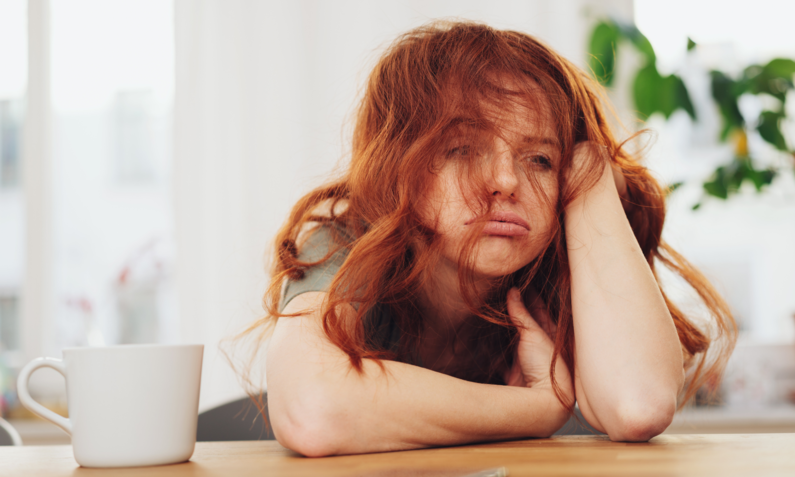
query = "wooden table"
xmin=3 ymin=434 xmax=794 ymax=477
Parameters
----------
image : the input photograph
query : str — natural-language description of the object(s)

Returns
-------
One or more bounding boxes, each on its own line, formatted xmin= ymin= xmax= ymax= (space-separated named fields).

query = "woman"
xmin=249 ymin=21 xmax=735 ymax=456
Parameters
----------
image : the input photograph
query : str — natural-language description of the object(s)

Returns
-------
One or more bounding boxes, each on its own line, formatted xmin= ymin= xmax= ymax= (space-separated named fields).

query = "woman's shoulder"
xmin=295 ymin=221 xmax=357 ymax=263
xmin=279 ymin=221 xmax=357 ymax=312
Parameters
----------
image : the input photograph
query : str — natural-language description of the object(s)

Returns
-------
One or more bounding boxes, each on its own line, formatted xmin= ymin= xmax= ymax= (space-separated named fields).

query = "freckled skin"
xmin=420 ymin=97 xmax=560 ymax=279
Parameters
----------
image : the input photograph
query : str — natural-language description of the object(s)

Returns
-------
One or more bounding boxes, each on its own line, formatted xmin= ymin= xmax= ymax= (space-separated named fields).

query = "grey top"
xmin=279 ymin=224 xmax=354 ymax=312
xmin=279 ymin=224 xmax=406 ymax=358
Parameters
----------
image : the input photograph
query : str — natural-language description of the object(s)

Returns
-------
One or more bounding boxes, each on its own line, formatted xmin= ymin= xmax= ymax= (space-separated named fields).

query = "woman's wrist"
xmin=565 ymin=159 xmax=621 ymax=218
xmin=526 ymin=385 xmax=572 ymax=434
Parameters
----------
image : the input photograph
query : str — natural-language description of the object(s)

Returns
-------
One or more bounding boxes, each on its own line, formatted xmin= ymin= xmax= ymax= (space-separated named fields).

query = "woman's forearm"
xmin=564 ymin=159 xmax=684 ymax=441
xmin=267 ymin=292 xmax=569 ymax=456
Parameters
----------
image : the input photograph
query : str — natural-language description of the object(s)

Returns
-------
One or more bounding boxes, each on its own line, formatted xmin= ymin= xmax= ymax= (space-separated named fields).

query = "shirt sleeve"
xmin=277 ymin=224 xmax=415 ymax=364
xmin=278 ymin=224 xmax=352 ymax=312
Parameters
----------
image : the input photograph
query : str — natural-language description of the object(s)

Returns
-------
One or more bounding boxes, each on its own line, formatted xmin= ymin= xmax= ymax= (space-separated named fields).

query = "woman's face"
xmin=420 ymin=93 xmax=560 ymax=279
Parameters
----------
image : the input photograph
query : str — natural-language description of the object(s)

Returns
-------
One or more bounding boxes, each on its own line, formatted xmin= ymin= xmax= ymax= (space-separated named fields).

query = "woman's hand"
xmin=570 ymin=142 xmax=627 ymax=202
xmin=503 ymin=288 xmax=574 ymax=408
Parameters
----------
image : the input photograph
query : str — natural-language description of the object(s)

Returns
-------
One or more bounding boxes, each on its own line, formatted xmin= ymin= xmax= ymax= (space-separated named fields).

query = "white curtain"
xmin=173 ymin=0 xmax=633 ymax=410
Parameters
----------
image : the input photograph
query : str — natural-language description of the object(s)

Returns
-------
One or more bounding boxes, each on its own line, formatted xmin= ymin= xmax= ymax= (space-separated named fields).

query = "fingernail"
xmin=508 ymin=288 xmax=519 ymax=301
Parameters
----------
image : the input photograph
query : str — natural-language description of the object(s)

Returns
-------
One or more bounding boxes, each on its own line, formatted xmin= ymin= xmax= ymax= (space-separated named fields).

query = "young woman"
xmin=251 ymin=21 xmax=735 ymax=456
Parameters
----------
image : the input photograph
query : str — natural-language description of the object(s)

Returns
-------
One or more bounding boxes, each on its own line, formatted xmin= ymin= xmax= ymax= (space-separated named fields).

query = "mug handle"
xmin=16 ymin=357 xmax=72 ymax=436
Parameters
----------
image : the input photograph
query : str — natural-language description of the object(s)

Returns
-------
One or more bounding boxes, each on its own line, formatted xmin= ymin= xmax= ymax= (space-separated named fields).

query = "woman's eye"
xmin=525 ymin=154 xmax=552 ymax=168
xmin=447 ymin=145 xmax=472 ymax=157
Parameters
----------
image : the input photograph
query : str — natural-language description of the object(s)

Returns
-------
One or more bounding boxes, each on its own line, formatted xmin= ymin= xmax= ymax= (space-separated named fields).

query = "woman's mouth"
xmin=467 ymin=211 xmax=530 ymax=237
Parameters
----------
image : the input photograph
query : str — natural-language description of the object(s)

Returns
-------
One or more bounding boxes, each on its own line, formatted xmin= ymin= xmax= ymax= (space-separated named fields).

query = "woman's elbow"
xmin=276 ymin=420 xmax=341 ymax=457
xmin=270 ymin=393 xmax=345 ymax=457
xmin=608 ymin=399 xmax=676 ymax=442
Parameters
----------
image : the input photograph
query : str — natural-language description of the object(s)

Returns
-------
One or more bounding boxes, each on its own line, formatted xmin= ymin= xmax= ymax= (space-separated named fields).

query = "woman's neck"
xmin=417 ymin=256 xmax=494 ymax=346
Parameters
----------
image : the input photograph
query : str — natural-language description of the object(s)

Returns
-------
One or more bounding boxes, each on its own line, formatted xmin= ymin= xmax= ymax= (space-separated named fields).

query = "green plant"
xmin=589 ymin=19 xmax=795 ymax=207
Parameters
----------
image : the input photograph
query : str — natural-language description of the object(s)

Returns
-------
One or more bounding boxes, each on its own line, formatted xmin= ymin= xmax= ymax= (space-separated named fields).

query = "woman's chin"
xmin=472 ymin=238 xmax=537 ymax=277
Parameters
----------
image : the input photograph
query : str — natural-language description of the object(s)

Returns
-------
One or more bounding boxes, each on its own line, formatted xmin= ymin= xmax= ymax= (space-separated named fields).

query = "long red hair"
xmin=241 ymin=21 xmax=735 ymax=409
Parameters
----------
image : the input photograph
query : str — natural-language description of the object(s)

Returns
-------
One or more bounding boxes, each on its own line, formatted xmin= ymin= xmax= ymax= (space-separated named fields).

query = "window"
xmin=0 ymin=0 xmax=26 ymax=375
xmin=50 ymin=0 xmax=176 ymax=351
xmin=0 ymin=295 xmax=19 ymax=352
xmin=112 ymin=90 xmax=157 ymax=183
xmin=0 ymin=0 xmax=25 ymax=190
xmin=0 ymin=99 xmax=23 ymax=188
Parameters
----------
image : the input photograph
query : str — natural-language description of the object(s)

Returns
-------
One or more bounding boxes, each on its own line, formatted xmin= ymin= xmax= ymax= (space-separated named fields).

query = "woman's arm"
xmin=267 ymin=291 xmax=569 ymax=457
xmin=565 ymin=143 xmax=685 ymax=442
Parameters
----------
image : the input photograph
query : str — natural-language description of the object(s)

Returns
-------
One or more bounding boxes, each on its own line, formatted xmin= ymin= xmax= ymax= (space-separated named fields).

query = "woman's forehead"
xmin=445 ymin=102 xmax=557 ymax=146
xmin=443 ymin=76 xmax=557 ymax=141
xmin=483 ymin=98 xmax=555 ymax=139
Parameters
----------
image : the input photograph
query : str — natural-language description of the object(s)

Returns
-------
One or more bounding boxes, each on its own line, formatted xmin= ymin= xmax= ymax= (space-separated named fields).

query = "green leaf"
xmin=757 ymin=110 xmax=789 ymax=151
xmin=763 ymin=58 xmax=795 ymax=80
xmin=589 ymin=21 xmax=621 ymax=86
xmin=616 ymin=23 xmax=656 ymax=64
xmin=702 ymin=158 xmax=777 ymax=200
xmin=703 ymin=165 xmax=730 ymax=199
xmin=744 ymin=59 xmax=795 ymax=102
xmin=633 ymin=65 xmax=695 ymax=120
xmin=748 ymin=167 xmax=777 ymax=191
xmin=738 ymin=160 xmax=777 ymax=191
xmin=633 ymin=64 xmax=664 ymax=119
xmin=658 ymin=74 xmax=680 ymax=118
xmin=710 ymin=71 xmax=746 ymax=140
xmin=687 ymin=37 xmax=697 ymax=51
xmin=665 ymin=181 xmax=684 ymax=196
xmin=673 ymin=75 xmax=697 ymax=120
xmin=703 ymin=159 xmax=745 ymax=199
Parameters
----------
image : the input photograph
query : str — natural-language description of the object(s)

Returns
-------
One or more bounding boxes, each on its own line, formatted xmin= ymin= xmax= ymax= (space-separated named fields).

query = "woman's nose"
xmin=487 ymin=143 xmax=519 ymax=199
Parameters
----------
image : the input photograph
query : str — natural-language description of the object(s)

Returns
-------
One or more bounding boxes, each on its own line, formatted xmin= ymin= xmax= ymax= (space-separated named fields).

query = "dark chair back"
xmin=553 ymin=408 xmax=605 ymax=436
xmin=196 ymin=393 xmax=274 ymax=441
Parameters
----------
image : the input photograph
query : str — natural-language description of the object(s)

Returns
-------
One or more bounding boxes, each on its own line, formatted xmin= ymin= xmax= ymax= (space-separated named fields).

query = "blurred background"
xmin=0 ymin=0 xmax=793 ymax=444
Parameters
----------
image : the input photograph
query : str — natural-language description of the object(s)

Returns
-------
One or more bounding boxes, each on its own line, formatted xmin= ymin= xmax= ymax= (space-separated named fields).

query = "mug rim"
xmin=62 ymin=343 xmax=204 ymax=353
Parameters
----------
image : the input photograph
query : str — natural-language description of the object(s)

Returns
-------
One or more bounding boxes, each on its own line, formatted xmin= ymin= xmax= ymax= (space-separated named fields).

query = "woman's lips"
xmin=467 ymin=211 xmax=530 ymax=237
xmin=481 ymin=221 xmax=529 ymax=236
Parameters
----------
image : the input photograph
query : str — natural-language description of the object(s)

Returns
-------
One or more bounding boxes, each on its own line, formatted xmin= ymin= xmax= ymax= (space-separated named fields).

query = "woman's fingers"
xmin=507 ymin=288 xmax=575 ymax=402
xmin=571 ymin=141 xmax=628 ymax=202
xmin=503 ymin=359 xmax=525 ymax=387
xmin=506 ymin=288 xmax=542 ymax=333
xmin=506 ymin=288 xmax=554 ymax=389
xmin=508 ymin=288 xmax=555 ymax=343
xmin=524 ymin=286 xmax=556 ymax=337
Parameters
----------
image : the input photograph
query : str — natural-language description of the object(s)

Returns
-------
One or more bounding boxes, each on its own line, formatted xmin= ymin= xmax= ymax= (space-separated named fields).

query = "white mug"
xmin=17 ymin=344 xmax=203 ymax=468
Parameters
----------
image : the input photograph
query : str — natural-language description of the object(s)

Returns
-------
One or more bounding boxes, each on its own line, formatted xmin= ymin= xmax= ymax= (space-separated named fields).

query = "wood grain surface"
xmin=2 ymin=434 xmax=794 ymax=477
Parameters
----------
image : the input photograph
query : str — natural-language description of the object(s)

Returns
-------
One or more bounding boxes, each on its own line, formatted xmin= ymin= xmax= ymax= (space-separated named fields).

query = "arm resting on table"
xmin=566 ymin=153 xmax=685 ymax=442
xmin=266 ymin=292 xmax=570 ymax=457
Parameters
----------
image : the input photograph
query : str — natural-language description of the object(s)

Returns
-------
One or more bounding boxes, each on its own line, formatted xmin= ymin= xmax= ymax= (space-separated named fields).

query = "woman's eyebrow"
xmin=522 ymin=136 xmax=559 ymax=147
